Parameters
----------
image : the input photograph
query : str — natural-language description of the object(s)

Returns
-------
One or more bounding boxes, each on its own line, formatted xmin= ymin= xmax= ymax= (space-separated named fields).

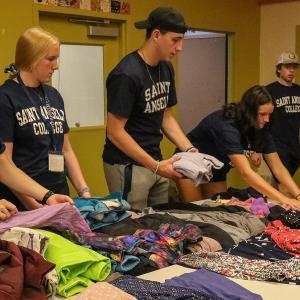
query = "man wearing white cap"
xmin=266 ymin=51 xmax=300 ymax=193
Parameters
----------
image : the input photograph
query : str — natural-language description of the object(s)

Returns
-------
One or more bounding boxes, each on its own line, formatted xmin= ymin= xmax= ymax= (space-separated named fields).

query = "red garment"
xmin=0 ymin=239 xmax=55 ymax=300
xmin=264 ymin=220 xmax=300 ymax=256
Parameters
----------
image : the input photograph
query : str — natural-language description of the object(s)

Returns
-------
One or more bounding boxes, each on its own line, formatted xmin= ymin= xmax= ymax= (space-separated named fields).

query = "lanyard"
xmin=17 ymin=75 xmax=58 ymax=151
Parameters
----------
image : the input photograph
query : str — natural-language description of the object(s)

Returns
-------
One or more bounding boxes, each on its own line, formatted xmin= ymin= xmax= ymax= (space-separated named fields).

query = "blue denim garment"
xmin=110 ymin=254 xmax=141 ymax=273
xmin=74 ymin=192 xmax=131 ymax=230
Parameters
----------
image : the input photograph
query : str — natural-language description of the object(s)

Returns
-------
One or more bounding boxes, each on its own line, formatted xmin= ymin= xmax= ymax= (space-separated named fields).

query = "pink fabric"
xmin=0 ymin=203 xmax=91 ymax=234
xmin=227 ymin=198 xmax=252 ymax=211
xmin=187 ymin=236 xmax=223 ymax=252
xmin=68 ymin=282 xmax=137 ymax=300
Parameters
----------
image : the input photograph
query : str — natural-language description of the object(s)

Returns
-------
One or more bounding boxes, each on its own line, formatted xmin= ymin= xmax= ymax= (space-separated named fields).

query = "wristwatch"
xmin=41 ymin=190 xmax=55 ymax=205
xmin=78 ymin=187 xmax=90 ymax=197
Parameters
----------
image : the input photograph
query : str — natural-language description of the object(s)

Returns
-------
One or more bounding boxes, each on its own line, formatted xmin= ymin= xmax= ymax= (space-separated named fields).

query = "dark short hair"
xmin=275 ymin=64 xmax=281 ymax=77
xmin=145 ymin=28 xmax=168 ymax=39
xmin=275 ymin=63 xmax=299 ymax=77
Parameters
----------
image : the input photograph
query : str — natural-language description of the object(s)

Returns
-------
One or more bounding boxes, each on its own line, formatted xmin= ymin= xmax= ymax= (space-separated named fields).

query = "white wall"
xmin=178 ymin=36 xmax=226 ymax=133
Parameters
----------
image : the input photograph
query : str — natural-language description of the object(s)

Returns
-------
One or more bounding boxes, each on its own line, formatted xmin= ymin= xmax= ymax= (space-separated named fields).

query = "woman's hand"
xmin=80 ymin=191 xmax=91 ymax=198
xmin=280 ymin=197 xmax=300 ymax=211
xmin=250 ymin=152 xmax=262 ymax=167
xmin=47 ymin=194 xmax=74 ymax=206
xmin=0 ymin=199 xmax=17 ymax=221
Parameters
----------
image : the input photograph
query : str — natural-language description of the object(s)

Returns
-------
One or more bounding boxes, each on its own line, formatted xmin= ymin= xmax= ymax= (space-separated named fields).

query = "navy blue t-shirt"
xmin=186 ymin=110 xmax=276 ymax=178
xmin=0 ymin=139 xmax=5 ymax=154
xmin=103 ymin=51 xmax=177 ymax=164
xmin=0 ymin=79 xmax=69 ymax=185
xmin=266 ymin=81 xmax=300 ymax=157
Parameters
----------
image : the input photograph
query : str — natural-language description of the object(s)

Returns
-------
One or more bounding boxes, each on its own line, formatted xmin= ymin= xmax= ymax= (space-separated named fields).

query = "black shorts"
xmin=210 ymin=168 xmax=227 ymax=182
xmin=268 ymin=151 xmax=300 ymax=183
xmin=277 ymin=152 xmax=300 ymax=178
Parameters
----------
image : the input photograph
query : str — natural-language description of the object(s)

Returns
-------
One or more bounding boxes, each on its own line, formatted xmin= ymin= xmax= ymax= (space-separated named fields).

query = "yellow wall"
xmin=0 ymin=0 xmax=34 ymax=84
xmin=0 ymin=0 xmax=262 ymax=195
xmin=260 ymin=1 xmax=300 ymax=85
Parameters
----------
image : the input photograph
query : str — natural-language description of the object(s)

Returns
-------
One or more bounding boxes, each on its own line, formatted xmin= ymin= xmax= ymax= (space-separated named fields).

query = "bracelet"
xmin=153 ymin=160 xmax=160 ymax=175
xmin=78 ymin=186 xmax=90 ymax=197
xmin=185 ymin=146 xmax=197 ymax=152
xmin=41 ymin=190 xmax=55 ymax=205
xmin=295 ymin=193 xmax=300 ymax=200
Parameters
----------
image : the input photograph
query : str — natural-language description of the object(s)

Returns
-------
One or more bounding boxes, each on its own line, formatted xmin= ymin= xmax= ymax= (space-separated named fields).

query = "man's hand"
xmin=157 ymin=156 xmax=183 ymax=179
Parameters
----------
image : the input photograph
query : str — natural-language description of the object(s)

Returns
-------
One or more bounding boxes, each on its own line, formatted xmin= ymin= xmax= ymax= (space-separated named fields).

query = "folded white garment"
xmin=173 ymin=152 xmax=224 ymax=186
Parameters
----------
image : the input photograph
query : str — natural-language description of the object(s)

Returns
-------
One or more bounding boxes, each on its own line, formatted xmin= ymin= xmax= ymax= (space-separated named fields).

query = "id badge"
xmin=48 ymin=152 xmax=64 ymax=172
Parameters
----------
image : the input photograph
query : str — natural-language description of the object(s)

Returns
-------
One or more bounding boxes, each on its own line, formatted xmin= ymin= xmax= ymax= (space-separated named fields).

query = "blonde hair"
xmin=15 ymin=27 xmax=59 ymax=72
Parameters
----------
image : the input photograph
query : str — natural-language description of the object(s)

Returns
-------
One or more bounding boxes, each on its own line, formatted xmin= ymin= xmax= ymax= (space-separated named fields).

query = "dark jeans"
xmin=278 ymin=152 xmax=300 ymax=177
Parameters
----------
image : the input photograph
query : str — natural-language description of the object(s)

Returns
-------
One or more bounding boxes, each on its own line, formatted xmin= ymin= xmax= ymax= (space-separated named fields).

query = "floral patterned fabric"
xmin=179 ymin=251 xmax=300 ymax=283
xmin=133 ymin=223 xmax=202 ymax=268
xmin=264 ymin=220 xmax=300 ymax=256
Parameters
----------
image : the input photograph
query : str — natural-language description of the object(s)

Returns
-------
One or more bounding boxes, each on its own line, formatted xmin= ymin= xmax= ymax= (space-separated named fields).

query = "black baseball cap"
xmin=134 ymin=7 xmax=188 ymax=34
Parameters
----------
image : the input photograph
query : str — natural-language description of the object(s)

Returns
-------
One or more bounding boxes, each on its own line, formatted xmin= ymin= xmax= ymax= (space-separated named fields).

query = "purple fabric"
xmin=165 ymin=269 xmax=262 ymax=300
xmin=247 ymin=197 xmax=275 ymax=218
xmin=0 ymin=203 xmax=91 ymax=234
xmin=112 ymin=275 xmax=220 ymax=300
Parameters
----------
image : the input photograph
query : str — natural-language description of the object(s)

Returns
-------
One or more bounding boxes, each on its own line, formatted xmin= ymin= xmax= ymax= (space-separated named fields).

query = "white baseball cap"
xmin=276 ymin=51 xmax=299 ymax=66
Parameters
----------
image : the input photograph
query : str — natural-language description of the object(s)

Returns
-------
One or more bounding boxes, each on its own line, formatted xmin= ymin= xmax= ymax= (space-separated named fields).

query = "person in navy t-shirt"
xmin=0 ymin=139 xmax=73 ymax=220
xmin=175 ymin=85 xmax=300 ymax=210
xmin=103 ymin=8 xmax=197 ymax=210
xmin=266 ymin=51 xmax=300 ymax=195
xmin=0 ymin=27 xmax=90 ymax=210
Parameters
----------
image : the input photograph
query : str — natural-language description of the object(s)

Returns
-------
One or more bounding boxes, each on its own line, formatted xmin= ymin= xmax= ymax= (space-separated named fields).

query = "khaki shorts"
xmin=103 ymin=162 xmax=169 ymax=210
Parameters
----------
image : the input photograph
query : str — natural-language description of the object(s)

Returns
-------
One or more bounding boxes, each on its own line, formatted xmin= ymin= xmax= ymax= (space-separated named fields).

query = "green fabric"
xmin=37 ymin=229 xmax=111 ymax=297
xmin=58 ymin=276 xmax=93 ymax=296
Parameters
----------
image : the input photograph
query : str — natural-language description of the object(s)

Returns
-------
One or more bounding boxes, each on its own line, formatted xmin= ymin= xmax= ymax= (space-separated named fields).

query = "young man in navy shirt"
xmin=103 ymin=7 xmax=196 ymax=209
xmin=266 ymin=51 xmax=300 ymax=196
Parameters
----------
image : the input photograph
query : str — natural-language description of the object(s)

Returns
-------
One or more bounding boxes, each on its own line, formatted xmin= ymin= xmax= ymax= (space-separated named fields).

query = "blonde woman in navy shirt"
xmin=0 ymin=27 xmax=90 ymax=210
